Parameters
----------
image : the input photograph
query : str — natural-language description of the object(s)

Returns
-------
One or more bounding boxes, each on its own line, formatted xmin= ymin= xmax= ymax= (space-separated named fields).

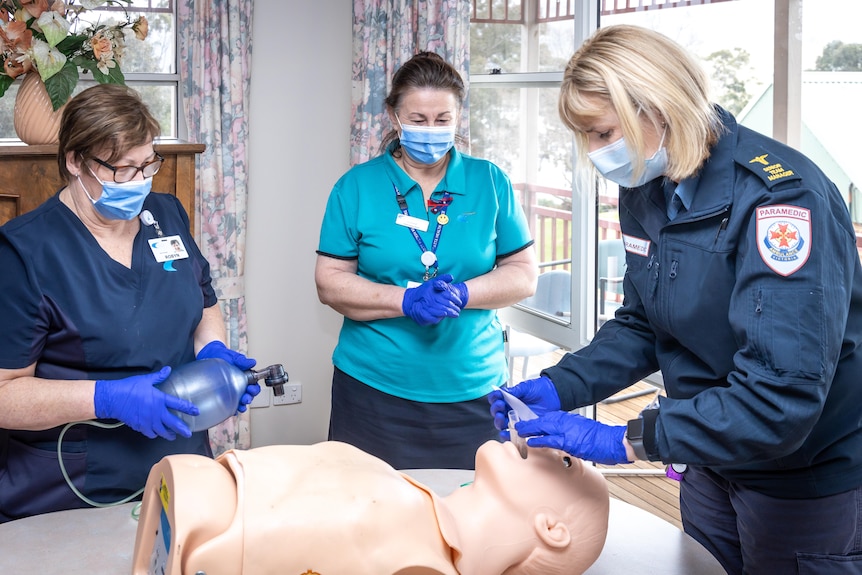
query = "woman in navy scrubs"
xmin=0 ymin=84 xmax=257 ymax=522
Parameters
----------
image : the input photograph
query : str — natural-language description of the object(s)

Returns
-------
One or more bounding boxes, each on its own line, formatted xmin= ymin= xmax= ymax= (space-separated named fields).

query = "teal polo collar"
xmin=384 ymin=146 xmax=468 ymax=197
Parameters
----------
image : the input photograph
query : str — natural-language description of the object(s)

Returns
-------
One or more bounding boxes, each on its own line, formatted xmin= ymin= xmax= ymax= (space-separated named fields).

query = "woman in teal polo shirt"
xmin=315 ymin=52 xmax=538 ymax=469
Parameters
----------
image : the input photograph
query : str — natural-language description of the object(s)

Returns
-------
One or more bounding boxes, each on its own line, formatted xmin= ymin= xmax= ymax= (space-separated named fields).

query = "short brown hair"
xmin=57 ymin=84 xmax=161 ymax=181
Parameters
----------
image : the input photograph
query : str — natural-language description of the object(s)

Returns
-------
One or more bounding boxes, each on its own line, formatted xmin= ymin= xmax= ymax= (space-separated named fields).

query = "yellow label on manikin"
xmin=159 ymin=473 xmax=170 ymax=512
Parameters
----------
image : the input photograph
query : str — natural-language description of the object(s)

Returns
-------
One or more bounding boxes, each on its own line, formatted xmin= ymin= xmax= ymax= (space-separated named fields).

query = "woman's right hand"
xmin=93 ymin=367 xmax=199 ymax=440
xmin=488 ymin=376 xmax=563 ymax=434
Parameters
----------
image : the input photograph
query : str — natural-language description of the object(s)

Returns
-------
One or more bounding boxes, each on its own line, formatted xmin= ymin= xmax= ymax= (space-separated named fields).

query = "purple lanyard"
xmin=394 ymin=184 xmax=452 ymax=281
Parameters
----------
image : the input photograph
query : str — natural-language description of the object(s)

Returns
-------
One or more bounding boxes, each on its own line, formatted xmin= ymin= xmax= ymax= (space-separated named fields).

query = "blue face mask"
xmin=79 ymin=168 xmax=152 ymax=220
xmin=397 ymin=117 xmax=456 ymax=164
xmin=588 ymin=131 xmax=668 ymax=188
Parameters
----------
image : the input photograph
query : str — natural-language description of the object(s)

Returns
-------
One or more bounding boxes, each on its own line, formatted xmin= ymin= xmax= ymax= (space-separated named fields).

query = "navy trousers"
xmin=680 ymin=466 xmax=862 ymax=574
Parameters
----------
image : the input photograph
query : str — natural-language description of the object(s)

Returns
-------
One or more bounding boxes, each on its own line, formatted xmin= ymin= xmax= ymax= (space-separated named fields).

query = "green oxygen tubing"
xmin=57 ymin=420 xmax=144 ymax=513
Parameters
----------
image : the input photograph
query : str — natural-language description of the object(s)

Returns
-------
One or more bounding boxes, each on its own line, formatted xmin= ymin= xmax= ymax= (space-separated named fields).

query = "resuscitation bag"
xmin=156 ymin=358 xmax=260 ymax=432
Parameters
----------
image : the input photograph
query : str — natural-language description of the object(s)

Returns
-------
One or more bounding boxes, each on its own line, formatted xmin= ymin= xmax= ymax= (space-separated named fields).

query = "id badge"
xmin=396 ymin=213 xmax=429 ymax=232
xmin=148 ymin=235 xmax=189 ymax=263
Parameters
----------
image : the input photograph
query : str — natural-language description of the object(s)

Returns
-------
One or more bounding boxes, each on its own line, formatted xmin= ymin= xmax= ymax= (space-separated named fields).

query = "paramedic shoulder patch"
xmin=756 ymin=204 xmax=811 ymax=276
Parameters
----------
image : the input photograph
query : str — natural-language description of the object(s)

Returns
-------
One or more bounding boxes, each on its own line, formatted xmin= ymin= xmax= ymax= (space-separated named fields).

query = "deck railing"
xmin=514 ymin=182 xmax=622 ymax=271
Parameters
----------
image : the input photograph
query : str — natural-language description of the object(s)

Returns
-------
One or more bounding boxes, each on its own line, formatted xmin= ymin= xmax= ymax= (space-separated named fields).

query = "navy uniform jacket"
xmin=545 ymin=107 xmax=862 ymax=498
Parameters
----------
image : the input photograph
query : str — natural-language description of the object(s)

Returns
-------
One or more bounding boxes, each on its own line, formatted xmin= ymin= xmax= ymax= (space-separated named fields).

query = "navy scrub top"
xmin=0 ymin=191 xmax=216 ymax=521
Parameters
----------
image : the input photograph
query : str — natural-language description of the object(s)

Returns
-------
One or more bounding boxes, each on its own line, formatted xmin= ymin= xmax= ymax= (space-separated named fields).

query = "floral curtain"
xmin=351 ymin=0 xmax=472 ymax=165
xmin=178 ymin=0 xmax=254 ymax=455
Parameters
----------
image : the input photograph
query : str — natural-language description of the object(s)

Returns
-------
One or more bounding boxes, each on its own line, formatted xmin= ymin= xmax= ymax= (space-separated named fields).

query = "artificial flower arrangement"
xmin=0 ymin=0 xmax=148 ymax=110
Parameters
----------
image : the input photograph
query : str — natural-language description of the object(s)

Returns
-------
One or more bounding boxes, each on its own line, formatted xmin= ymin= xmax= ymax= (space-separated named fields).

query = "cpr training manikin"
xmin=131 ymin=440 xmax=609 ymax=575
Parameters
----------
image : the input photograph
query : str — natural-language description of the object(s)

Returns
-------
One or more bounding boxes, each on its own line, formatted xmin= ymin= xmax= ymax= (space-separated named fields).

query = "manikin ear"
xmin=533 ymin=512 xmax=572 ymax=549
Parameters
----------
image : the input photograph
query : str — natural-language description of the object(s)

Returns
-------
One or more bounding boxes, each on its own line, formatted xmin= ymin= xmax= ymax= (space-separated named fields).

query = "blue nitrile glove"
xmin=196 ymin=341 xmax=259 ymax=412
xmin=402 ymin=273 xmax=463 ymax=326
xmin=516 ymin=411 xmax=631 ymax=465
xmin=94 ymin=367 xmax=199 ymax=440
xmin=488 ymin=375 xmax=562 ymax=438
xmin=449 ymin=281 xmax=469 ymax=310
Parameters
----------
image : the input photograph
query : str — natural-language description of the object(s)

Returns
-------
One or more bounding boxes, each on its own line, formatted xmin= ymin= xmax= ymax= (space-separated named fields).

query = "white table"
xmin=0 ymin=469 xmax=723 ymax=574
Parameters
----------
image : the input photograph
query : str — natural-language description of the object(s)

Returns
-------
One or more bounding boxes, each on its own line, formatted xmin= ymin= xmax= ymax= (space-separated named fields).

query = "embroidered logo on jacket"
xmin=749 ymin=154 xmax=795 ymax=181
xmin=756 ymin=204 xmax=811 ymax=276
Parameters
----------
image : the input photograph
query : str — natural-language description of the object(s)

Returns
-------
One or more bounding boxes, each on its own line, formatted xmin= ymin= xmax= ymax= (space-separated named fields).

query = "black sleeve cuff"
xmin=641 ymin=407 xmax=661 ymax=461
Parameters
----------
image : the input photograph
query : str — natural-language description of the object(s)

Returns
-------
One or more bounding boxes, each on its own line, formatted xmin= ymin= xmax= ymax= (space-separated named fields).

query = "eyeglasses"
xmin=89 ymin=152 xmax=164 ymax=183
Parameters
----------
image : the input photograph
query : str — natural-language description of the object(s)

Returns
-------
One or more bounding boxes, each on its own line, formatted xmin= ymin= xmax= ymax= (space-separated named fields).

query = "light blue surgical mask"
xmin=397 ymin=116 xmax=456 ymax=164
xmin=588 ymin=131 xmax=668 ymax=188
xmin=79 ymin=167 xmax=152 ymax=220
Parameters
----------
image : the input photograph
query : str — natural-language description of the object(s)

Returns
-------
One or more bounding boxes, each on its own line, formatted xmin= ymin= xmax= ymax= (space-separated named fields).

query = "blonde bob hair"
xmin=558 ymin=25 xmax=723 ymax=182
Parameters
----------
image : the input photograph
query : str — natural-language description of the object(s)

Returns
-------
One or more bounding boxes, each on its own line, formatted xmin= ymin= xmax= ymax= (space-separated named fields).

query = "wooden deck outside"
xmin=509 ymin=349 xmax=683 ymax=530
xmin=597 ymin=381 xmax=682 ymax=530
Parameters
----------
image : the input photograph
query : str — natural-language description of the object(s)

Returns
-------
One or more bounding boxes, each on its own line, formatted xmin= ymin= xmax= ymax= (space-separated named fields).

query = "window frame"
xmin=472 ymin=1 xmax=600 ymax=352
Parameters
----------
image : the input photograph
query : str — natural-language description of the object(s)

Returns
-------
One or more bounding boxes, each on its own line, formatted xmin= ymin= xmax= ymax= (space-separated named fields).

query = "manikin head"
xmin=440 ymin=440 xmax=609 ymax=575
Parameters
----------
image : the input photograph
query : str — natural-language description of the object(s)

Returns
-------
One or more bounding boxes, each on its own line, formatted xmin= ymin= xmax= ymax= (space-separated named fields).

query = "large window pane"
xmin=471 ymin=84 xmax=574 ymax=312
xmin=800 ymin=1 xmax=862 ymax=255
xmin=130 ymin=83 xmax=178 ymax=139
xmin=470 ymin=7 xmax=574 ymax=74
xmin=535 ymin=20 xmax=577 ymax=72
xmin=603 ymin=0 xmax=773 ymax=117
xmin=118 ymin=9 xmax=176 ymax=75
xmin=470 ymin=21 xmax=522 ymax=75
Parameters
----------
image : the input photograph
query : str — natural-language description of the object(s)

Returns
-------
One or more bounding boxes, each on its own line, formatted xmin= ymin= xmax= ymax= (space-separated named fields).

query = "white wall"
xmin=245 ymin=0 xmax=352 ymax=446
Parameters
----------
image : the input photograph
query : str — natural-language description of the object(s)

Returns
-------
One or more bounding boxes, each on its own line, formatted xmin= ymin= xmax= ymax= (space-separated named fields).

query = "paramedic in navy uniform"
xmin=0 ymin=84 xmax=258 ymax=522
xmin=490 ymin=25 xmax=862 ymax=574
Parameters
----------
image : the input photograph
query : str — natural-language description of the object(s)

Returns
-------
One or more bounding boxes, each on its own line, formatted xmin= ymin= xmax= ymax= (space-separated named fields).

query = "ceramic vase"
xmin=13 ymin=73 xmax=66 ymax=145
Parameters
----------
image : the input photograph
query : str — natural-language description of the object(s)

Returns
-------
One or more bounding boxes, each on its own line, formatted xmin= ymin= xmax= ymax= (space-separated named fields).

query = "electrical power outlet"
xmin=250 ymin=386 xmax=271 ymax=408
xmin=273 ymin=383 xmax=301 ymax=405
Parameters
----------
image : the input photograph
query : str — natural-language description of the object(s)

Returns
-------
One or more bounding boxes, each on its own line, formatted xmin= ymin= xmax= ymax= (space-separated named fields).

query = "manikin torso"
xmin=132 ymin=442 xmax=458 ymax=575
xmin=234 ymin=443 xmax=457 ymax=574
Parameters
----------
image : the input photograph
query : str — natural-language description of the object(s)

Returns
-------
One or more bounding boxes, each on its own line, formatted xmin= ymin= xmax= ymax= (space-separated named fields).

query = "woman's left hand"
xmin=196 ymin=341 xmax=260 ymax=412
xmin=516 ymin=412 xmax=631 ymax=465
xmin=402 ymin=274 xmax=465 ymax=325
xmin=197 ymin=340 xmax=256 ymax=370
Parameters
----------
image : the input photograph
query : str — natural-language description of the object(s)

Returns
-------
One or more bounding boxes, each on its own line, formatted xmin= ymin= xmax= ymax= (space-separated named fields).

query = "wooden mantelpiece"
xmin=0 ymin=140 xmax=205 ymax=231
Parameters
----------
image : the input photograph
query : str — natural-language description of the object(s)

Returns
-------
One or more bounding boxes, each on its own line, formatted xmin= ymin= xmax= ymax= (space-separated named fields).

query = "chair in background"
xmin=598 ymin=238 xmax=626 ymax=325
xmin=506 ymin=269 xmax=571 ymax=383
